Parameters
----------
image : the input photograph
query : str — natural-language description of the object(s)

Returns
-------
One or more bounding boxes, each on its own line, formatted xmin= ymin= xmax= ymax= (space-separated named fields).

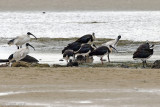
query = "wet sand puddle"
xmin=0 ymin=85 xmax=160 ymax=107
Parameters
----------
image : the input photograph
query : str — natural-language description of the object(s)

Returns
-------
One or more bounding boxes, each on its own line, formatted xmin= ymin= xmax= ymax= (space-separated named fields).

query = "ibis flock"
xmin=5 ymin=32 xmax=155 ymax=68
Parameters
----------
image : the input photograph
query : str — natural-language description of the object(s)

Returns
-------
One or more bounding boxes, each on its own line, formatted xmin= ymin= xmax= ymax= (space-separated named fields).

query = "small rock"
xmin=52 ymin=64 xmax=65 ymax=67
xmin=31 ymin=63 xmax=50 ymax=67
xmin=152 ymin=60 xmax=160 ymax=68
xmin=0 ymin=64 xmax=8 ymax=67
xmin=121 ymin=64 xmax=129 ymax=68
xmin=76 ymin=55 xmax=93 ymax=63
xmin=11 ymin=61 xmax=30 ymax=67
xmin=67 ymin=59 xmax=79 ymax=67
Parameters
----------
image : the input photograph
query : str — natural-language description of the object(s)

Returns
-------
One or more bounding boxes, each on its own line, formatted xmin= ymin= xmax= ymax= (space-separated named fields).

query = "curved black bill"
xmin=59 ymin=59 xmax=64 ymax=61
xmin=110 ymin=45 xmax=118 ymax=52
xmin=31 ymin=34 xmax=37 ymax=40
xmin=27 ymin=43 xmax=35 ymax=50
xmin=27 ymin=32 xmax=37 ymax=40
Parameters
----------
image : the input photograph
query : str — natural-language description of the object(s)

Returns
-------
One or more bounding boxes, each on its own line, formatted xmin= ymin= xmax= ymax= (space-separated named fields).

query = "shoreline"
xmin=0 ymin=37 xmax=160 ymax=68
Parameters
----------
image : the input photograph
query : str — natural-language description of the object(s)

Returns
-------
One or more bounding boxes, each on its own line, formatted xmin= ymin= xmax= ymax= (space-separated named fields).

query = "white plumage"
xmin=103 ymin=35 xmax=121 ymax=48
xmin=8 ymin=32 xmax=37 ymax=49
xmin=9 ymin=43 xmax=35 ymax=62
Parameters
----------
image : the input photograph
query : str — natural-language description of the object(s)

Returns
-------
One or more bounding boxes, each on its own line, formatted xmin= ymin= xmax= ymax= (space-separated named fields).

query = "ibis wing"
xmin=13 ymin=49 xmax=26 ymax=60
xmin=76 ymin=44 xmax=91 ymax=54
xmin=90 ymin=46 xmax=109 ymax=56
xmin=63 ymin=50 xmax=74 ymax=57
xmin=67 ymin=42 xmax=82 ymax=52
xmin=77 ymin=47 xmax=90 ymax=54
xmin=137 ymin=43 xmax=150 ymax=51
xmin=76 ymin=35 xmax=92 ymax=43
xmin=133 ymin=49 xmax=153 ymax=59
xmin=133 ymin=43 xmax=153 ymax=59
xmin=8 ymin=37 xmax=19 ymax=45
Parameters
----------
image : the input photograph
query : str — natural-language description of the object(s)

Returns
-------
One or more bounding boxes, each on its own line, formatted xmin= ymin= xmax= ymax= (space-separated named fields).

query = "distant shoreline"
xmin=1 ymin=10 xmax=160 ymax=12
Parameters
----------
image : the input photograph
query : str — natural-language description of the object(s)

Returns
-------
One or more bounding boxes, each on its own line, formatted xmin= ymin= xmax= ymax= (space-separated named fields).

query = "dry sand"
xmin=0 ymin=67 xmax=160 ymax=106
xmin=0 ymin=0 xmax=160 ymax=11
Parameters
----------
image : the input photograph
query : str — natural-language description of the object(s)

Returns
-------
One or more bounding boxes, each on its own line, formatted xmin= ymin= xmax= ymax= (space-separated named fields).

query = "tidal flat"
xmin=0 ymin=37 xmax=160 ymax=68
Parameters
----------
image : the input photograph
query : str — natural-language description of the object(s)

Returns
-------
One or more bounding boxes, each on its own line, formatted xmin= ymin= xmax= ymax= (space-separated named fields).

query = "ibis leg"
xmin=85 ymin=56 xmax=87 ymax=62
xmin=144 ymin=60 xmax=148 ymax=67
xmin=142 ymin=61 xmax=145 ymax=68
xmin=17 ymin=46 xmax=19 ymax=49
xmin=108 ymin=54 xmax=110 ymax=62
xmin=100 ymin=57 xmax=103 ymax=65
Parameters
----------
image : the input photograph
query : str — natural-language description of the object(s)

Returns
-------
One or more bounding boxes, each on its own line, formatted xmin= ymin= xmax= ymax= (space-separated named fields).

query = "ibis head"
xmin=27 ymin=32 xmax=37 ymax=40
xmin=109 ymin=45 xmax=118 ymax=52
xmin=118 ymin=35 xmax=121 ymax=40
xmin=26 ymin=43 xmax=35 ymax=50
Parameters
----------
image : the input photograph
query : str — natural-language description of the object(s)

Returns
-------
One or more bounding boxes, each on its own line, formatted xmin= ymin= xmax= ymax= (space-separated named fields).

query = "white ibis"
xmin=89 ymin=45 xmax=118 ymax=64
xmin=8 ymin=43 xmax=35 ymax=63
xmin=8 ymin=32 xmax=37 ymax=49
xmin=133 ymin=42 xmax=154 ymax=68
xmin=75 ymin=33 xmax=95 ymax=44
xmin=103 ymin=35 xmax=121 ymax=48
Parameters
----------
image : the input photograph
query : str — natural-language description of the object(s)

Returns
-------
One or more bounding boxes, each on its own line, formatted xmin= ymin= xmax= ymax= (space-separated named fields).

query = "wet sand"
xmin=0 ymin=67 xmax=160 ymax=107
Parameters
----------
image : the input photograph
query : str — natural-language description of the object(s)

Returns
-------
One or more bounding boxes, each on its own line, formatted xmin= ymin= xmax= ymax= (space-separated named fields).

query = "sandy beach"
xmin=0 ymin=0 xmax=160 ymax=11
xmin=0 ymin=0 xmax=160 ymax=106
xmin=0 ymin=67 xmax=160 ymax=106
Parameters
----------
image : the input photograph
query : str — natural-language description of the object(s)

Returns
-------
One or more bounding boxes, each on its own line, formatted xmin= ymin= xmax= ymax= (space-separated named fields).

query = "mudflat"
xmin=0 ymin=67 xmax=160 ymax=106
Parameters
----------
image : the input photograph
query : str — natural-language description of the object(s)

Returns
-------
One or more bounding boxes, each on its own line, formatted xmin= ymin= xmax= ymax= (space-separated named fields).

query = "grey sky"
xmin=0 ymin=0 xmax=160 ymax=11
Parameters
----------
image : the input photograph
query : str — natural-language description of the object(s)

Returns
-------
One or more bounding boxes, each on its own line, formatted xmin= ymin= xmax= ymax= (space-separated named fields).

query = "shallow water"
xmin=1 ymin=11 xmax=160 ymax=65
xmin=0 ymin=39 xmax=159 ymax=65
xmin=1 ymin=11 xmax=160 ymax=41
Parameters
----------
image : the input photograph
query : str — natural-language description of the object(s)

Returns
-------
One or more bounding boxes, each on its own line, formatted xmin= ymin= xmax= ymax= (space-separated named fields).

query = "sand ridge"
xmin=0 ymin=67 xmax=160 ymax=88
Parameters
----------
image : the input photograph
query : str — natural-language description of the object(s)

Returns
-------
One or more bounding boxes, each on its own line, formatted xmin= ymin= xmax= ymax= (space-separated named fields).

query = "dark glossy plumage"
xmin=89 ymin=46 xmax=111 ymax=64
xmin=7 ymin=54 xmax=38 ymax=63
xmin=133 ymin=49 xmax=153 ymax=59
xmin=133 ymin=43 xmax=153 ymax=59
xmin=62 ymin=42 xmax=82 ymax=54
xmin=75 ymin=33 xmax=95 ymax=44
xmin=89 ymin=46 xmax=110 ymax=56
xmin=21 ymin=55 xmax=39 ymax=63
xmin=75 ymin=44 xmax=96 ymax=55
xmin=63 ymin=50 xmax=74 ymax=58
xmin=8 ymin=54 xmax=14 ymax=60
xmin=133 ymin=42 xmax=154 ymax=68
xmin=8 ymin=38 xmax=16 ymax=45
